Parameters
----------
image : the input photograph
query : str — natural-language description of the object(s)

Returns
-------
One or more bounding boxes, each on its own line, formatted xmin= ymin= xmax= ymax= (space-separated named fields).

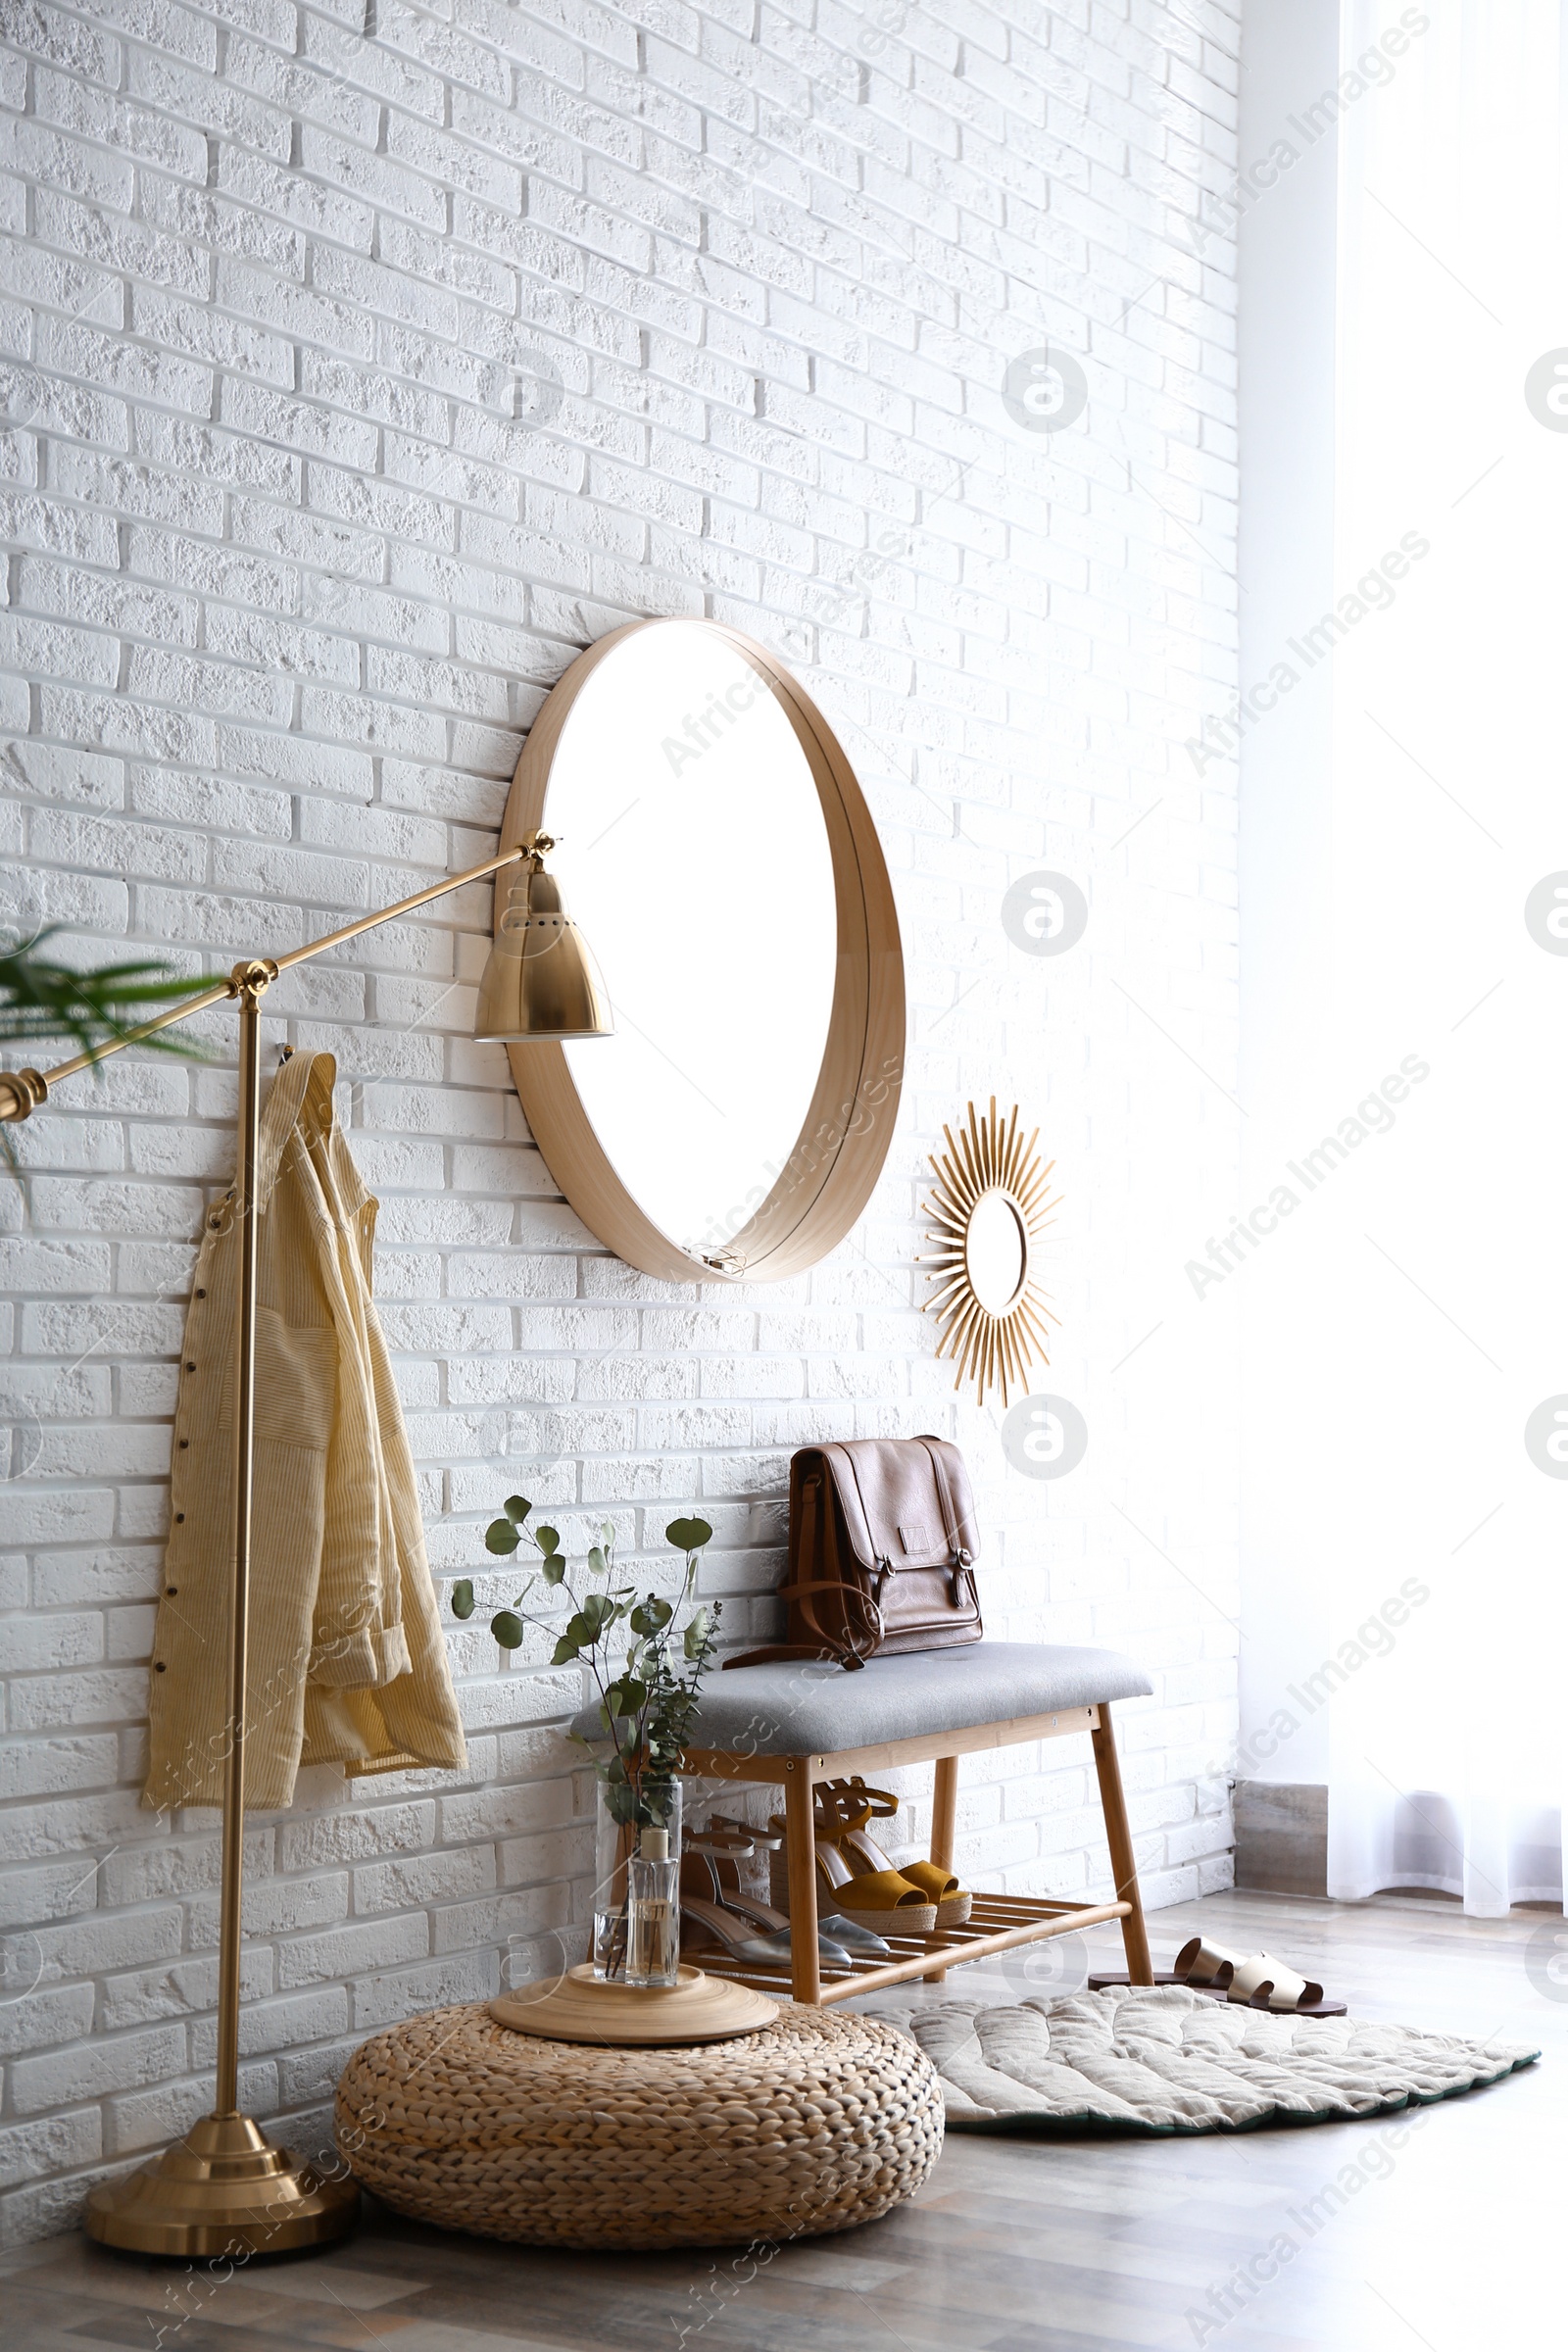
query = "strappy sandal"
xmin=693 ymin=1818 xmax=891 ymax=1958
xmin=678 ymin=1891 xmax=854 ymax=1973
xmin=764 ymin=1810 xmax=938 ymax=1936
xmin=809 ymin=1836 xmax=938 ymax=1936
xmin=820 ymin=1778 xmax=973 ymax=1929
xmin=684 ymin=1830 xmax=853 ymax=1965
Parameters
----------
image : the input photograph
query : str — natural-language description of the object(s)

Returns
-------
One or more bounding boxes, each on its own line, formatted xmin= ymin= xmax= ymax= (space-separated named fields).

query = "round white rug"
xmin=866 ymin=1984 xmax=1539 ymax=2135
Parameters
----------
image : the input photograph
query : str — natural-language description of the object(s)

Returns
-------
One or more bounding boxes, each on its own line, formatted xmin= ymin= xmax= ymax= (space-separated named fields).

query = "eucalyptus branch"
xmin=450 ymin=1497 xmax=718 ymax=1827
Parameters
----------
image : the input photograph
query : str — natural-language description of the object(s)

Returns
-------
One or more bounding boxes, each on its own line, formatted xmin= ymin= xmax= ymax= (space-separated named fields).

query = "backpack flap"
xmin=820 ymin=1438 xmax=982 ymax=1651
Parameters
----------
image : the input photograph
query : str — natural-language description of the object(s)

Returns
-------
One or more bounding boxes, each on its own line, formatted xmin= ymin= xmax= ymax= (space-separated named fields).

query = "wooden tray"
xmin=491 ymin=1963 xmax=780 ymax=2045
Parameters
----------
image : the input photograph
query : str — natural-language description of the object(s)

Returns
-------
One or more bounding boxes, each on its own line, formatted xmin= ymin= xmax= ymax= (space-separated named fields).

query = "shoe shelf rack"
xmin=691 ymin=1889 xmax=1134 ymax=2005
xmin=677 ymin=1702 xmax=1152 ymax=2008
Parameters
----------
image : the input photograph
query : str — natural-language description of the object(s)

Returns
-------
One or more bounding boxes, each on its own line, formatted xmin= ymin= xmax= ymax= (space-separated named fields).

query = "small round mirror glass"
xmin=964 ymin=1191 xmax=1027 ymax=1313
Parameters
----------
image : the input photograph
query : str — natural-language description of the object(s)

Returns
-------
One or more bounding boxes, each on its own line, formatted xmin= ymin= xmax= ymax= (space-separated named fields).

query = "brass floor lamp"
xmin=0 ymin=834 xmax=610 ymax=2256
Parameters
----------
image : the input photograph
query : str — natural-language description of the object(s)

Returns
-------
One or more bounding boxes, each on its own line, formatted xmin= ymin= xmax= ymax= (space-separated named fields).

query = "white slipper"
xmin=1227 ymin=1951 xmax=1326 ymax=2013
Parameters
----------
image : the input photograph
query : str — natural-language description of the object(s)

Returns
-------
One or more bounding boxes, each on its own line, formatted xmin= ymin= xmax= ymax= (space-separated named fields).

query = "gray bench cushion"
xmin=571 ymin=1642 xmax=1151 ymax=1758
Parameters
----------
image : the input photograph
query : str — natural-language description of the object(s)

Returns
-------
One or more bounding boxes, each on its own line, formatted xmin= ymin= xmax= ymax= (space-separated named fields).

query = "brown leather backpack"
xmin=724 ymin=1436 xmax=982 ymax=1673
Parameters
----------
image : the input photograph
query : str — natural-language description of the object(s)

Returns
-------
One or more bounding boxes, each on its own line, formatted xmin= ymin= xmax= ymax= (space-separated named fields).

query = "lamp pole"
xmin=2 ymin=844 xmax=531 ymax=2255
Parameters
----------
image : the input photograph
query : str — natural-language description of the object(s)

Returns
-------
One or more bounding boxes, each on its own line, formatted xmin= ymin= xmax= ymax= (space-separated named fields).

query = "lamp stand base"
xmin=83 ymin=2113 xmax=360 ymax=2258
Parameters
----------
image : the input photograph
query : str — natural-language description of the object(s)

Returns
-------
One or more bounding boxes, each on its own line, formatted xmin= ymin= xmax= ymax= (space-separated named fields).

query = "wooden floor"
xmin=0 ymin=1890 xmax=1556 ymax=2352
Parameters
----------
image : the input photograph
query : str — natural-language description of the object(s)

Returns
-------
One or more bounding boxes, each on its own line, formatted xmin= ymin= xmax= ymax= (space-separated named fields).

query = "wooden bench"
xmin=674 ymin=1642 xmax=1156 ymax=2006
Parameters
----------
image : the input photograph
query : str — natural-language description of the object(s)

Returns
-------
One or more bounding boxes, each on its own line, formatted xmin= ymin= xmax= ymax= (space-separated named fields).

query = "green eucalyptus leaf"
xmin=683 ymin=1608 xmax=710 ymax=1659
xmin=551 ymin=1631 xmax=582 ymax=1666
xmin=450 ymin=1579 xmax=475 ymax=1619
xmin=539 ymin=1551 xmax=566 ymax=1587
xmin=504 ymin=1494 xmax=531 ymax=1524
xmin=586 ymin=1545 xmax=608 ymax=1577
xmin=485 ymin=1519 xmax=520 ymax=1554
xmin=535 ymin=1524 xmax=561 ymax=1555
xmin=491 ymin=1610 xmax=525 ymax=1649
xmin=563 ymin=1610 xmax=595 ymax=1649
xmin=581 ymin=1591 xmax=614 ymax=1635
xmin=602 ymin=1521 xmax=615 ymax=1544
xmin=665 ymin=1515 xmax=712 ymax=1552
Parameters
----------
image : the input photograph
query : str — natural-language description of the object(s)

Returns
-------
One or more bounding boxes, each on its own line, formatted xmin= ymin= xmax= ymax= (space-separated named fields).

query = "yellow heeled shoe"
xmin=766 ymin=1812 xmax=938 ymax=1936
xmin=823 ymin=1777 xmax=972 ymax=1929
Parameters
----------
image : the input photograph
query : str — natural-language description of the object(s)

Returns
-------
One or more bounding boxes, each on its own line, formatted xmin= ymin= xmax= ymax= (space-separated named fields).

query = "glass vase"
xmin=593 ymin=1776 xmax=682 ymax=1986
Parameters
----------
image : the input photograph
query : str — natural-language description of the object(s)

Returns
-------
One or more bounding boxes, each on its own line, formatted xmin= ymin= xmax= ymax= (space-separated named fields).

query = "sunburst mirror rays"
xmin=918 ymin=1099 xmax=1061 ymax=1407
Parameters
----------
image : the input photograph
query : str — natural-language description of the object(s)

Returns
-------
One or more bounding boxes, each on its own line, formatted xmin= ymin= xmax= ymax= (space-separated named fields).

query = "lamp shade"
xmin=474 ymin=858 xmax=612 ymax=1043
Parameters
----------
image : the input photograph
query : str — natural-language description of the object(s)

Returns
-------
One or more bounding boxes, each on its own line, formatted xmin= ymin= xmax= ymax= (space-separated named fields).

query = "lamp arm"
xmin=0 ymin=842 xmax=526 ymax=1122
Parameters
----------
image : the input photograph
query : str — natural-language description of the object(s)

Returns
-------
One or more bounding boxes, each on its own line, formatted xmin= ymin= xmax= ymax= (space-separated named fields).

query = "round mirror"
xmin=497 ymin=619 xmax=905 ymax=1283
xmin=964 ymin=1192 xmax=1027 ymax=1314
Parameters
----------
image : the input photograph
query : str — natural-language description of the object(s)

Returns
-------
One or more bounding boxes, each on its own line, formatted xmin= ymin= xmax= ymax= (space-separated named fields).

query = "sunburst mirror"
xmin=919 ymin=1100 xmax=1060 ymax=1406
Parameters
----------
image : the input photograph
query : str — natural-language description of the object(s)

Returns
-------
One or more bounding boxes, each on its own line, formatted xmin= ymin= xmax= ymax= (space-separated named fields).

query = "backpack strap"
xmin=917 ymin=1434 xmax=978 ymax=1607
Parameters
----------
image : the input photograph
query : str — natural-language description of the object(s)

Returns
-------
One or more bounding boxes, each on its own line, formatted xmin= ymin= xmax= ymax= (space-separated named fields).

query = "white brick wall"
xmin=0 ymin=0 xmax=1241 ymax=2241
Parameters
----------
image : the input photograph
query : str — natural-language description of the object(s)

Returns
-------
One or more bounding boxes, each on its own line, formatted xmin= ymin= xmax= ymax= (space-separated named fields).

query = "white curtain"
xmin=1317 ymin=0 xmax=1568 ymax=1913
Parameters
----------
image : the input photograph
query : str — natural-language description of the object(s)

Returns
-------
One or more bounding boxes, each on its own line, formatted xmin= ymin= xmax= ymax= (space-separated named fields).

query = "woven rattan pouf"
xmin=333 ymin=1999 xmax=944 ymax=2250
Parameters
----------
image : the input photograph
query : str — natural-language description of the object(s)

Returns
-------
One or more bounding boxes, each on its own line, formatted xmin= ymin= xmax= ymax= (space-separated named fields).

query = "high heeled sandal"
xmin=807 ymin=1834 xmax=938 ymax=1937
xmin=763 ymin=1811 xmax=936 ymax=1936
xmin=685 ymin=1827 xmax=863 ymax=1964
xmin=678 ymin=1890 xmax=854 ymax=1973
xmin=688 ymin=1821 xmax=891 ymax=1959
xmin=819 ymin=1777 xmax=972 ymax=1929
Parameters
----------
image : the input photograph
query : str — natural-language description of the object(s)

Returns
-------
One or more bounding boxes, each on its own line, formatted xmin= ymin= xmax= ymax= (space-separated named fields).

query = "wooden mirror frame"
xmin=496 ymin=619 xmax=906 ymax=1285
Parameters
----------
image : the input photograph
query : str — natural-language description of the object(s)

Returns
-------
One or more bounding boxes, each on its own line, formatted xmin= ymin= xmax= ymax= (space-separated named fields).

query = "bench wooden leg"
xmin=1092 ymin=1702 xmax=1152 ymax=1984
xmin=924 ymin=1754 xmax=960 ymax=1984
xmin=783 ymin=1755 xmax=821 ymax=2004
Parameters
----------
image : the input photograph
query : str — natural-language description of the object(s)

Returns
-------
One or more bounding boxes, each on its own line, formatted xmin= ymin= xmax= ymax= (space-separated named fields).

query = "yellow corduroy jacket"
xmin=144 ymin=1050 xmax=467 ymax=1811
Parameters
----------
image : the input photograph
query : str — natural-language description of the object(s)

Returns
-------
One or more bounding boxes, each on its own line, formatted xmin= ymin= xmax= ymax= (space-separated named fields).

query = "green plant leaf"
xmin=551 ymin=1631 xmax=582 ymax=1665
xmin=683 ymin=1608 xmax=710 ymax=1659
xmin=492 ymin=1610 xmax=525 ymax=1649
xmin=603 ymin=1676 xmax=646 ymax=1719
xmin=586 ymin=1545 xmax=608 ymax=1577
xmin=539 ymin=1551 xmax=566 ymax=1586
xmin=535 ymin=1524 xmax=561 ymax=1555
xmin=665 ymin=1515 xmax=712 ymax=1552
xmin=0 ymin=927 xmax=212 ymax=1059
xmin=504 ymin=1494 xmax=531 ymax=1524
xmin=450 ymin=1578 xmax=475 ymax=1619
xmin=485 ymin=1519 xmax=520 ymax=1554
xmin=631 ymin=1596 xmax=672 ymax=1638
xmin=580 ymin=1591 xmax=615 ymax=1636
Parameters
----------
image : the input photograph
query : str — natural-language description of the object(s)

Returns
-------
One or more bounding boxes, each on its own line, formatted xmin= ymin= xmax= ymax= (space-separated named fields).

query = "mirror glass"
xmin=545 ymin=621 xmax=839 ymax=1260
xmin=964 ymin=1191 xmax=1027 ymax=1314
